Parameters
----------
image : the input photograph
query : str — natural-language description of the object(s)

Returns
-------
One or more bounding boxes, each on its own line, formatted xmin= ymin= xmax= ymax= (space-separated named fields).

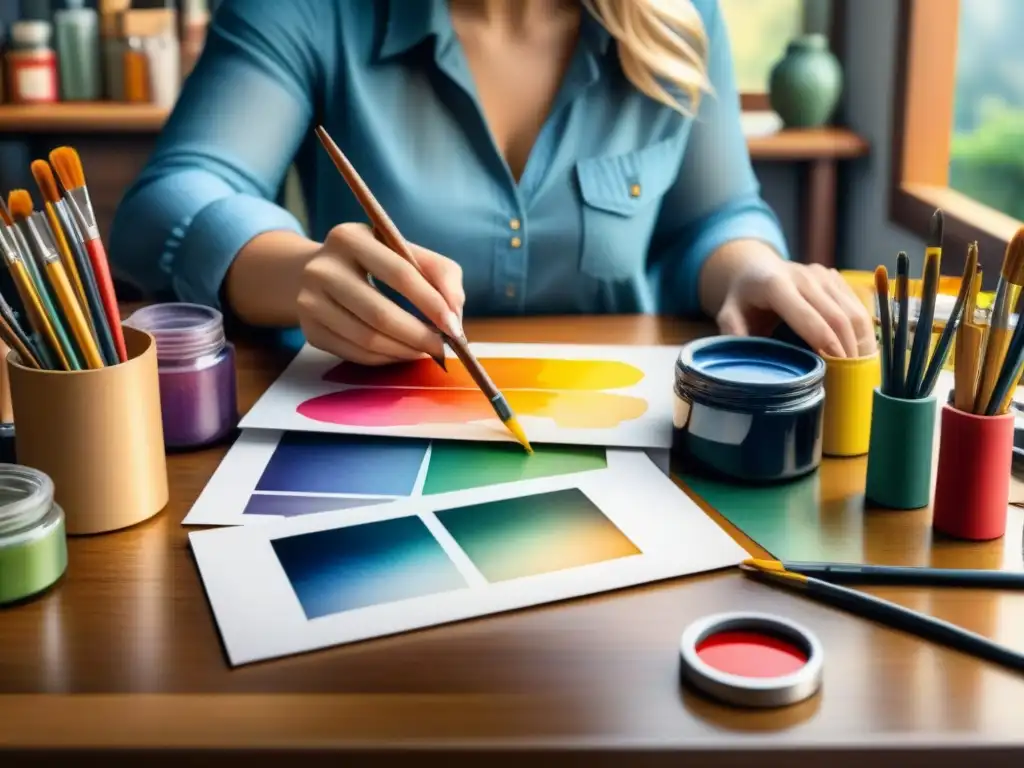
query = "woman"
xmin=110 ymin=0 xmax=875 ymax=364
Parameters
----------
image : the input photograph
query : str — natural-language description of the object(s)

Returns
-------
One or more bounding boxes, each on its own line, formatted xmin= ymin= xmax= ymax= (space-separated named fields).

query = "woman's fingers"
xmin=415 ymin=245 xmax=466 ymax=321
xmin=301 ymin=290 xmax=428 ymax=362
xmin=302 ymin=317 xmax=410 ymax=366
xmin=791 ymin=267 xmax=859 ymax=357
xmin=763 ymin=272 xmax=846 ymax=357
xmin=324 ymin=267 xmax=446 ymax=359
xmin=340 ymin=226 xmax=463 ymax=339
xmin=821 ymin=267 xmax=878 ymax=356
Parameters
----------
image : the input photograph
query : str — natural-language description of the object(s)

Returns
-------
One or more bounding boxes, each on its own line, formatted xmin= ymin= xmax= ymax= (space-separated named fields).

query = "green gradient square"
xmin=422 ymin=442 xmax=606 ymax=495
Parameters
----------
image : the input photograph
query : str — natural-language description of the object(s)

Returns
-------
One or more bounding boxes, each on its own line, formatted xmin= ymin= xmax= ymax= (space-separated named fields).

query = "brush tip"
xmin=6 ymin=189 xmax=34 ymax=221
xmin=29 ymin=159 xmax=60 ymax=204
xmin=928 ymin=209 xmax=944 ymax=248
xmin=1004 ymin=227 xmax=1024 ymax=285
xmin=504 ymin=416 xmax=533 ymax=454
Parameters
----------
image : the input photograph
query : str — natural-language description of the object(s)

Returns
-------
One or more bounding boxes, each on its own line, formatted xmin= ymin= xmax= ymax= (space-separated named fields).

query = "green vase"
xmin=768 ymin=34 xmax=843 ymax=129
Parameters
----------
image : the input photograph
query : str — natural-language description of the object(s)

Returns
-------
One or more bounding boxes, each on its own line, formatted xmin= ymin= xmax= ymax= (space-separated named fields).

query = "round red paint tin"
xmin=679 ymin=612 xmax=823 ymax=707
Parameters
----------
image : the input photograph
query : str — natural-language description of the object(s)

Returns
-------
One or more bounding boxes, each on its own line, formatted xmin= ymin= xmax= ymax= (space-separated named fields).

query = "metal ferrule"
xmin=0 ymin=227 xmax=20 ymax=265
xmin=65 ymin=187 xmax=98 ymax=238
xmin=490 ymin=394 xmax=512 ymax=422
xmin=23 ymin=213 xmax=59 ymax=266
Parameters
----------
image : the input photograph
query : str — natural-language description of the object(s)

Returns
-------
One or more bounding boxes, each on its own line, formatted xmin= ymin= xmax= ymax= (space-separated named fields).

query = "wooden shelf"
xmin=0 ymin=104 xmax=871 ymax=162
xmin=0 ymin=103 xmax=168 ymax=132
xmin=747 ymin=127 xmax=869 ymax=160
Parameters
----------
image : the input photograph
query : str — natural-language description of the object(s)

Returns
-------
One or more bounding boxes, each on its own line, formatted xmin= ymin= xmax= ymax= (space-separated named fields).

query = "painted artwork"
xmin=238 ymin=342 xmax=679 ymax=448
xmin=190 ymin=450 xmax=748 ymax=666
xmin=182 ymin=429 xmax=666 ymax=527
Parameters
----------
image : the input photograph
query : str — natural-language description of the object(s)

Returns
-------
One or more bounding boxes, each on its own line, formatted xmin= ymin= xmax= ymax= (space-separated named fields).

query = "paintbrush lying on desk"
xmin=741 ymin=558 xmax=1024 ymax=674
xmin=313 ymin=125 xmax=532 ymax=453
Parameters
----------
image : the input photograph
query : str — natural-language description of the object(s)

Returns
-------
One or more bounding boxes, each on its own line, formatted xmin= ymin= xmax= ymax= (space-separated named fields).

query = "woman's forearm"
xmin=224 ymin=230 xmax=321 ymax=327
xmin=698 ymin=239 xmax=784 ymax=318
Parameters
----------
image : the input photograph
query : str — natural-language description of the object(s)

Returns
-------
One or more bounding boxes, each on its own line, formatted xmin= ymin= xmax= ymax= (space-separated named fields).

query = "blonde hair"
xmin=585 ymin=0 xmax=711 ymax=114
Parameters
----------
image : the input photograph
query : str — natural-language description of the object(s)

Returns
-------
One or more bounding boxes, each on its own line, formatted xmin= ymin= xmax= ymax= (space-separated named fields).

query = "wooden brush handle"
xmin=975 ymin=326 xmax=1011 ymax=413
xmin=84 ymin=239 xmax=127 ymax=363
xmin=955 ymin=324 xmax=984 ymax=412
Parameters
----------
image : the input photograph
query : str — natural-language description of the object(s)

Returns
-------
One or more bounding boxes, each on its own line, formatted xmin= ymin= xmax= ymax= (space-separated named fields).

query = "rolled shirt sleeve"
xmin=108 ymin=0 xmax=325 ymax=308
xmin=648 ymin=0 xmax=791 ymax=315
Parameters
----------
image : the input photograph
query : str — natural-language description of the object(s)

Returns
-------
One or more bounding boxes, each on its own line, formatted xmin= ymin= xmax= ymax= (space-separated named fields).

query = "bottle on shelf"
xmin=99 ymin=0 xmax=131 ymax=100
xmin=181 ymin=0 xmax=210 ymax=78
xmin=54 ymin=0 xmax=103 ymax=101
xmin=118 ymin=8 xmax=180 ymax=107
xmin=6 ymin=19 xmax=59 ymax=104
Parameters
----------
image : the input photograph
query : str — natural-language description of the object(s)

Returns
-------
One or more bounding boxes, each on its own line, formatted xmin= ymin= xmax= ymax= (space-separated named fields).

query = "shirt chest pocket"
xmin=575 ymin=137 xmax=681 ymax=282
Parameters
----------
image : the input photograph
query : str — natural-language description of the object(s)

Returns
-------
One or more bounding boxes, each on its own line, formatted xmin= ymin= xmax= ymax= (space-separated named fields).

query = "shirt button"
xmin=505 ymin=284 xmax=516 ymax=298
xmin=510 ymin=236 xmax=522 ymax=248
xmin=629 ymin=183 xmax=642 ymax=198
xmin=509 ymin=218 xmax=521 ymax=231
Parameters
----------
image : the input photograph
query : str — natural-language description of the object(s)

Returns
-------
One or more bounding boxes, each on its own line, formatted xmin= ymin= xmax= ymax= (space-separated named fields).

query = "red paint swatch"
xmin=695 ymin=631 xmax=807 ymax=678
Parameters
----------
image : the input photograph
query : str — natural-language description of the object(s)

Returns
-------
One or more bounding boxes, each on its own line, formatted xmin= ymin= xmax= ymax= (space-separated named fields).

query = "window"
xmin=891 ymin=0 xmax=1022 ymax=280
xmin=720 ymin=0 xmax=806 ymax=95
xmin=949 ymin=1 xmax=1024 ymax=222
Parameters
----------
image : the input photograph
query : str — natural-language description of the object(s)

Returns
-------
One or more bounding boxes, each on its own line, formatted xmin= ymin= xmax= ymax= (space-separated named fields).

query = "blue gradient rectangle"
xmin=244 ymin=494 xmax=382 ymax=518
xmin=256 ymin=432 xmax=428 ymax=496
xmin=272 ymin=515 xmax=467 ymax=619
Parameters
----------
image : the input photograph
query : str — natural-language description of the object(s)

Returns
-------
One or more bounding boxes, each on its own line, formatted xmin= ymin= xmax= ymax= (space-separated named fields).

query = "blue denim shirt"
xmin=109 ymin=0 xmax=788 ymax=344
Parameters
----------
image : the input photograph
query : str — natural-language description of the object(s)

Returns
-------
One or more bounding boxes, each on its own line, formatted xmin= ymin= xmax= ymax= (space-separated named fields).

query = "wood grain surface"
xmin=2 ymin=315 xmax=1023 ymax=767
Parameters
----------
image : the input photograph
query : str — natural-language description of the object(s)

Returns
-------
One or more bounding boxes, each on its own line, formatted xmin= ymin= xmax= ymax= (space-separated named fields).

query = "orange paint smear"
xmin=323 ymin=357 xmax=645 ymax=391
xmin=297 ymin=388 xmax=649 ymax=429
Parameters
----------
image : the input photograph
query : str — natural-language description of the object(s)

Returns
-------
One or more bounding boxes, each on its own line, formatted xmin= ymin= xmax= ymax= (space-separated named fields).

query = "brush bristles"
xmin=1003 ymin=226 xmax=1024 ymax=286
xmin=0 ymin=198 xmax=10 ymax=227
xmin=7 ymin=189 xmax=34 ymax=222
xmin=874 ymin=265 xmax=889 ymax=296
xmin=48 ymin=146 xmax=85 ymax=192
xmin=30 ymin=160 xmax=61 ymax=205
xmin=928 ymin=209 xmax=944 ymax=249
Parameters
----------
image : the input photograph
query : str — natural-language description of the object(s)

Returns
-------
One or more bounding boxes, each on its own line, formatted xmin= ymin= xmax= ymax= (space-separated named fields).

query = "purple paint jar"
xmin=124 ymin=303 xmax=238 ymax=450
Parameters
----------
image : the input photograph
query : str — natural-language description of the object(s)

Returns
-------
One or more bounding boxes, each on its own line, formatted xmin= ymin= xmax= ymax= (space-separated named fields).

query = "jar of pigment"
xmin=125 ymin=303 xmax=238 ymax=449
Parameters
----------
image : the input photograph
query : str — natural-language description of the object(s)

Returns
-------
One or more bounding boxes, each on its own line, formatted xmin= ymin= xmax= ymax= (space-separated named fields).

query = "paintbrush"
xmin=747 ymin=557 xmax=1024 ymax=589
xmin=30 ymin=160 xmax=89 ymax=315
xmin=314 ymin=125 xmax=532 ymax=453
xmin=0 ymin=286 xmax=40 ymax=368
xmin=904 ymin=212 xmax=943 ymax=397
xmin=0 ymin=306 xmax=39 ymax=369
xmin=875 ymin=265 xmax=893 ymax=395
xmin=51 ymin=193 xmax=118 ymax=366
xmin=16 ymin=204 xmax=104 ymax=369
xmin=985 ymin=275 xmax=1024 ymax=415
xmin=892 ymin=251 xmax=910 ymax=397
xmin=0 ymin=219 xmax=68 ymax=370
xmin=918 ymin=240 xmax=977 ymax=398
xmin=8 ymin=190 xmax=83 ymax=370
xmin=953 ymin=268 xmax=983 ymax=412
xmin=741 ymin=558 xmax=1024 ymax=674
xmin=975 ymin=228 xmax=1024 ymax=413
xmin=49 ymin=146 xmax=128 ymax=363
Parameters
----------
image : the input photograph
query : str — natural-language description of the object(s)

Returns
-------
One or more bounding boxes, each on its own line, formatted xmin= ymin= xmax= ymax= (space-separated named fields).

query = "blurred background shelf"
xmin=0 ymin=104 xmax=870 ymax=161
xmin=0 ymin=103 xmax=169 ymax=133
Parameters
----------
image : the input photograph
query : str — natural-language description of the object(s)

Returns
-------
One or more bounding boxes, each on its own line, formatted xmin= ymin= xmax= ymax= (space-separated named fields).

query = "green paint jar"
xmin=0 ymin=464 xmax=67 ymax=606
xmin=864 ymin=389 xmax=937 ymax=510
xmin=768 ymin=34 xmax=843 ymax=129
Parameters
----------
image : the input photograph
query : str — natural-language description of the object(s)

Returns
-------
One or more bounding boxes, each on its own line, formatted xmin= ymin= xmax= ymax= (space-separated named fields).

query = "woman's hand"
xmin=714 ymin=256 xmax=877 ymax=358
xmin=297 ymin=223 xmax=465 ymax=365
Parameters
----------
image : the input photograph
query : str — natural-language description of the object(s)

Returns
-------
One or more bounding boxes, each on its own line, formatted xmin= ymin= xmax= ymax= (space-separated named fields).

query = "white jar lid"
xmin=11 ymin=20 xmax=53 ymax=47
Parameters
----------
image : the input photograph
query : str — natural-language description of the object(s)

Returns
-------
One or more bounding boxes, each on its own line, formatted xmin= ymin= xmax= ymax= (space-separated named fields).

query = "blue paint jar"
xmin=672 ymin=337 xmax=826 ymax=483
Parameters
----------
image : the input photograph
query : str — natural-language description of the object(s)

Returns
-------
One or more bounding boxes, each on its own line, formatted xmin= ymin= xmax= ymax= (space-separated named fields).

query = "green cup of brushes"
xmin=865 ymin=213 xmax=954 ymax=510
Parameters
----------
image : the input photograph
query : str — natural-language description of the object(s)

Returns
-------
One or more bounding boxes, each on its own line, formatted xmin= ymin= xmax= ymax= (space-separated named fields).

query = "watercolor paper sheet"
xmin=239 ymin=342 xmax=679 ymax=448
xmin=183 ymin=429 xmax=672 ymax=527
xmin=190 ymin=449 xmax=746 ymax=666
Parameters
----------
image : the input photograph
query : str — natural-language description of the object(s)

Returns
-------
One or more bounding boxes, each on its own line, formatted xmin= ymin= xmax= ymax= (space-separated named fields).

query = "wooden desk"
xmin=2 ymin=315 xmax=1022 ymax=767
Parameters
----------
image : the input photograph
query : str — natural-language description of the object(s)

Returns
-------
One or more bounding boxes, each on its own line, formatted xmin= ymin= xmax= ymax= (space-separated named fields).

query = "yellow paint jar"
xmin=821 ymin=351 xmax=881 ymax=457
